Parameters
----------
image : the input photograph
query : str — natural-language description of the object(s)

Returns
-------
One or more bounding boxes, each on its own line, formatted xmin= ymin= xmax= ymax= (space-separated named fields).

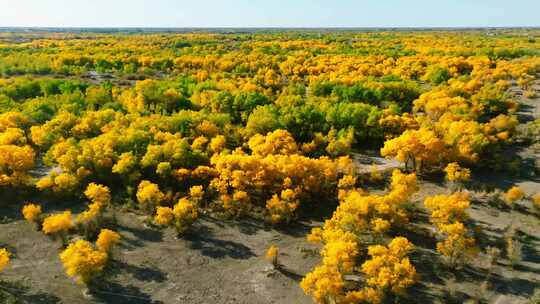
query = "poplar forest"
xmin=0 ymin=29 xmax=539 ymax=304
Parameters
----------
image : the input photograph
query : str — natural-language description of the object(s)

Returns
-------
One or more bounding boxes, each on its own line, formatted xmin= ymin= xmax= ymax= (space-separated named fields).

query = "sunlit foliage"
xmin=59 ymin=240 xmax=108 ymax=285
xmin=0 ymin=248 xmax=10 ymax=272
xmin=22 ymin=203 xmax=42 ymax=224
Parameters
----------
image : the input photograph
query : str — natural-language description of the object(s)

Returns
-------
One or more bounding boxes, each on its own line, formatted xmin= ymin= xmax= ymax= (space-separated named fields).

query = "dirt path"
xmin=350 ymin=151 xmax=402 ymax=175
xmin=510 ymin=76 xmax=540 ymax=122
xmin=509 ymin=77 xmax=540 ymax=195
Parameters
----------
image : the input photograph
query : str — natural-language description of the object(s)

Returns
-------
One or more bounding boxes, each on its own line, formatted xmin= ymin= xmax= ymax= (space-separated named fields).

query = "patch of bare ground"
xmin=1 ymin=206 xmax=324 ymax=303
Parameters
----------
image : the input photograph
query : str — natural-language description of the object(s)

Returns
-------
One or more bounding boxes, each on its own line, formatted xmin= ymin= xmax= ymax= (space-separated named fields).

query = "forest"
xmin=0 ymin=29 xmax=539 ymax=304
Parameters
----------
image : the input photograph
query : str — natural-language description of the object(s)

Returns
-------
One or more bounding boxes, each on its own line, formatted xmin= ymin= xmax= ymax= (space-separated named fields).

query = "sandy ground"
xmin=1 ymin=210 xmax=321 ymax=304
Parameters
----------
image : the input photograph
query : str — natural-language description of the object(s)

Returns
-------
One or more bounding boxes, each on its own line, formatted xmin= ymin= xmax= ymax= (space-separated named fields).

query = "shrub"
xmin=265 ymin=245 xmax=279 ymax=268
xmin=22 ymin=203 xmax=43 ymax=225
xmin=361 ymin=237 xmax=418 ymax=298
xmin=504 ymin=186 xmax=525 ymax=207
xmin=0 ymin=248 xmax=10 ymax=272
xmin=424 ymin=192 xmax=477 ymax=266
xmin=95 ymin=229 xmax=121 ymax=254
xmin=533 ymin=194 xmax=540 ymax=213
xmin=172 ymin=198 xmax=198 ymax=235
xmin=59 ymin=240 xmax=108 ymax=285
xmin=84 ymin=183 xmax=111 ymax=206
xmin=444 ymin=162 xmax=471 ymax=185
xmin=154 ymin=206 xmax=174 ymax=226
xmin=42 ymin=211 xmax=74 ymax=244
xmin=136 ymin=180 xmax=165 ymax=213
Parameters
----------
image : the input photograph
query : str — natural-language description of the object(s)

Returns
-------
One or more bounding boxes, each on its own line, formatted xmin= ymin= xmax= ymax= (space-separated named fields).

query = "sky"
xmin=0 ymin=0 xmax=539 ymax=28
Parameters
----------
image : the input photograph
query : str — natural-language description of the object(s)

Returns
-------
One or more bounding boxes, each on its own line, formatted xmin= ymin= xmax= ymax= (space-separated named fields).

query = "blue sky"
xmin=0 ymin=0 xmax=538 ymax=28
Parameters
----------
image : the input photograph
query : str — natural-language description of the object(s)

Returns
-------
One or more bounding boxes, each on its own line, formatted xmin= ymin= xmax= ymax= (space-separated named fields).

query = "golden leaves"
xmin=424 ymin=192 xmax=476 ymax=265
xmin=42 ymin=211 xmax=74 ymax=235
xmin=136 ymin=180 xmax=165 ymax=210
xmin=96 ymin=229 xmax=121 ymax=253
xmin=59 ymin=240 xmax=108 ymax=285
xmin=0 ymin=248 xmax=10 ymax=273
xmin=22 ymin=203 xmax=42 ymax=223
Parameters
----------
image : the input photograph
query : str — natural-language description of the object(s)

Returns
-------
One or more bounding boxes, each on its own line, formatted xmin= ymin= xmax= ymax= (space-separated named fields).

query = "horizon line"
xmin=1 ymin=26 xmax=539 ymax=28
xmin=1 ymin=26 xmax=539 ymax=33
